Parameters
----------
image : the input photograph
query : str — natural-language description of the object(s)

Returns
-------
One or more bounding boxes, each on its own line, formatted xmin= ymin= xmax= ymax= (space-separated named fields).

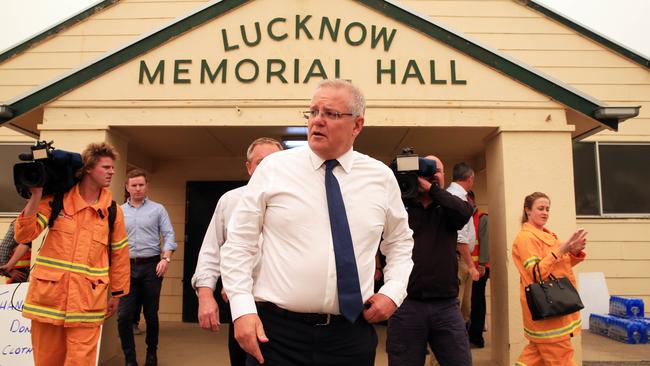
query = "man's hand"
xmin=106 ymin=297 xmax=120 ymax=318
xmin=197 ymin=287 xmax=220 ymax=332
xmin=477 ymin=264 xmax=486 ymax=278
xmin=417 ymin=177 xmax=432 ymax=193
xmin=469 ymin=266 xmax=480 ymax=281
xmin=8 ymin=269 xmax=27 ymax=282
xmin=155 ymin=259 xmax=169 ymax=277
xmin=363 ymin=293 xmax=397 ymax=323
xmin=234 ymin=313 xmax=268 ymax=364
xmin=22 ymin=187 xmax=44 ymax=217
xmin=221 ymin=287 xmax=229 ymax=303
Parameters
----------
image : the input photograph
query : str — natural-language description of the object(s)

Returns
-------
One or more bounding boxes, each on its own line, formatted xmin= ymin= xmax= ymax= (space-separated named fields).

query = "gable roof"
xmin=0 ymin=0 xmax=118 ymax=64
xmin=0 ymin=0 xmax=640 ymax=131
xmin=524 ymin=0 xmax=650 ymax=69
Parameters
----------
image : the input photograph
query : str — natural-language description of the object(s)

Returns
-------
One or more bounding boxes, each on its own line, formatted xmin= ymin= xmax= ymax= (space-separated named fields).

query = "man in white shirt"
xmin=191 ymin=137 xmax=283 ymax=366
xmin=221 ymin=79 xmax=414 ymax=366
xmin=446 ymin=162 xmax=479 ymax=325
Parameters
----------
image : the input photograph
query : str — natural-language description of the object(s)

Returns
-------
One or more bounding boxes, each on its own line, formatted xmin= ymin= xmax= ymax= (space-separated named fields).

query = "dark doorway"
xmin=183 ymin=180 xmax=246 ymax=322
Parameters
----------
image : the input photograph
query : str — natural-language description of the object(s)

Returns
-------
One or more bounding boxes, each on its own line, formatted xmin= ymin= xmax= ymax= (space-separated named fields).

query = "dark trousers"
xmin=118 ymin=260 xmax=163 ymax=362
xmin=246 ymin=303 xmax=377 ymax=366
xmin=229 ymin=323 xmax=247 ymax=366
xmin=469 ymin=267 xmax=490 ymax=346
xmin=387 ymin=297 xmax=471 ymax=366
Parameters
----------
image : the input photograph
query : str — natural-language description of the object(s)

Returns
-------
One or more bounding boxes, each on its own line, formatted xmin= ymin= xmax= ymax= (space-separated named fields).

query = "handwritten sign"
xmin=0 ymin=283 xmax=32 ymax=366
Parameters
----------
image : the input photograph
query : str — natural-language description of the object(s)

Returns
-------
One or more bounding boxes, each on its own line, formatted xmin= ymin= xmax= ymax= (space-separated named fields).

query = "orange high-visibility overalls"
xmin=14 ymin=185 xmax=131 ymax=366
xmin=512 ymin=223 xmax=585 ymax=366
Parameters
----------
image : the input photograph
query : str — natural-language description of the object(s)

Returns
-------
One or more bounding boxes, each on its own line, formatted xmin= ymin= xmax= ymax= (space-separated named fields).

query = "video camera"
xmin=13 ymin=141 xmax=83 ymax=199
xmin=390 ymin=148 xmax=437 ymax=200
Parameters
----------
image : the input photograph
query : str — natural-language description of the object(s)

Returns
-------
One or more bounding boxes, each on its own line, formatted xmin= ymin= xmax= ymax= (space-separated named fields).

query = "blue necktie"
xmin=324 ymin=159 xmax=363 ymax=322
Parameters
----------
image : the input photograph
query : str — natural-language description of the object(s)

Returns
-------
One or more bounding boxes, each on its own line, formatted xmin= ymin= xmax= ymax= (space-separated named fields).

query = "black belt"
xmin=257 ymin=302 xmax=349 ymax=326
xmin=130 ymin=255 xmax=160 ymax=265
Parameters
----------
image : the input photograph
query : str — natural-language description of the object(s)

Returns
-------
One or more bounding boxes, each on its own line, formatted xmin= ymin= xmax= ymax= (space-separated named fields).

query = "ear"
xmin=352 ymin=115 xmax=364 ymax=137
xmin=245 ymin=161 xmax=253 ymax=176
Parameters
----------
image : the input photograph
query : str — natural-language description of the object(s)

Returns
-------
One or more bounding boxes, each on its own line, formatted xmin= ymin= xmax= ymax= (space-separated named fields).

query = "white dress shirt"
xmin=191 ymin=186 xmax=246 ymax=290
xmin=221 ymin=146 xmax=414 ymax=320
xmin=446 ymin=182 xmax=476 ymax=252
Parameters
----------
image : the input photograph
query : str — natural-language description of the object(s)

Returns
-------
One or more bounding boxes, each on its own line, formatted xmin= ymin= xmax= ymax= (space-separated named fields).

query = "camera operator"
xmin=13 ymin=142 xmax=131 ymax=366
xmin=386 ymin=155 xmax=473 ymax=366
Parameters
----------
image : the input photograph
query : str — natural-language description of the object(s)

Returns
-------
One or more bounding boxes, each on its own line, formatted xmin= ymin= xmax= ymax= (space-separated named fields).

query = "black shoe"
xmin=144 ymin=352 xmax=157 ymax=366
xmin=469 ymin=339 xmax=485 ymax=349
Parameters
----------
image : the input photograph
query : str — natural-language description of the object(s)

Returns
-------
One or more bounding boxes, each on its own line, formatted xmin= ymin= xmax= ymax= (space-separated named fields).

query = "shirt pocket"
xmin=89 ymin=224 xmax=110 ymax=267
xmin=45 ymin=218 xmax=76 ymax=258
xmin=27 ymin=270 xmax=66 ymax=309
xmin=80 ymin=275 xmax=110 ymax=312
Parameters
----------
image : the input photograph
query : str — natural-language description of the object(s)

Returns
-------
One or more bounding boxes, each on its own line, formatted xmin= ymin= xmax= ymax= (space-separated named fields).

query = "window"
xmin=1 ymin=143 xmax=32 ymax=214
xmin=573 ymin=142 xmax=650 ymax=216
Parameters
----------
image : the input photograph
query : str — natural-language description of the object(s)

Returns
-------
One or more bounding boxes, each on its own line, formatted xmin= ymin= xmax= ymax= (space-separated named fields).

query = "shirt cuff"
xmin=378 ymin=280 xmax=407 ymax=307
xmin=229 ymin=294 xmax=258 ymax=321
xmin=191 ymin=274 xmax=219 ymax=291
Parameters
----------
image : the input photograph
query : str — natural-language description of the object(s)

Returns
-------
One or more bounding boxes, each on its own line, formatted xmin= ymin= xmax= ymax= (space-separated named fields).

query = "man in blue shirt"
xmin=118 ymin=168 xmax=177 ymax=366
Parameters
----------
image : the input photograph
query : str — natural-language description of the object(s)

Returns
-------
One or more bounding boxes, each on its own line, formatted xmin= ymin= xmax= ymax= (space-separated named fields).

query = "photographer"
xmin=386 ymin=155 xmax=473 ymax=366
xmin=13 ymin=142 xmax=131 ymax=366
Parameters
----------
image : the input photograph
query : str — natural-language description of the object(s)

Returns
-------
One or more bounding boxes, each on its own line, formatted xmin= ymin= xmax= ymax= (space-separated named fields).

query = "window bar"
xmin=594 ymin=142 xmax=604 ymax=216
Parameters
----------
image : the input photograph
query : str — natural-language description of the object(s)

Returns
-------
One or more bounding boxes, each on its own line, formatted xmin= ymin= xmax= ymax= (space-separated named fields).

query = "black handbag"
xmin=525 ymin=262 xmax=584 ymax=321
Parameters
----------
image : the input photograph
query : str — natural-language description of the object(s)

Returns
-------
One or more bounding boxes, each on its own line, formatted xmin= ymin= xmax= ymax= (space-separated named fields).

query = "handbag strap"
xmin=532 ymin=262 xmax=543 ymax=284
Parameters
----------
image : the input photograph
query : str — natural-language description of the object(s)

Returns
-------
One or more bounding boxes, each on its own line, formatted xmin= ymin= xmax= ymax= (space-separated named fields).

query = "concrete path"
xmin=101 ymin=322 xmax=650 ymax=365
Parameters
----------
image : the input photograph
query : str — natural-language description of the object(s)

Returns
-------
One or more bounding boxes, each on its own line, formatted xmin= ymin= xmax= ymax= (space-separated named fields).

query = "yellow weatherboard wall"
xmin=0 ymin=1 xmax=648 ymax=365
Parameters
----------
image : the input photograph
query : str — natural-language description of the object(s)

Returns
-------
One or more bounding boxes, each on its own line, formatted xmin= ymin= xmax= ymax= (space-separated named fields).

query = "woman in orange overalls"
xmin=512 ymin=192 xmax=587 ymax=366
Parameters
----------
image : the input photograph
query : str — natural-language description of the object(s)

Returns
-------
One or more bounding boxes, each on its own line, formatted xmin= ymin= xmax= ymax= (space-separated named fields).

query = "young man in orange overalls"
xmin=14 ymin=142 xmax=131 ymax=366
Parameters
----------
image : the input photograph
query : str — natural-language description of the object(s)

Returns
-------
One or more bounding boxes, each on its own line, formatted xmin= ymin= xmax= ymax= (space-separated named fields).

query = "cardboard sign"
xmin=0 ymin=282 xmax=32 ymax=366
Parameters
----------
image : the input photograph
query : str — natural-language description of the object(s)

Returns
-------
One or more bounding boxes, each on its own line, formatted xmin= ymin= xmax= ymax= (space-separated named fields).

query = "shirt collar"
xmin=308 ymin=147 xmax=355 ymax=173
xmin=126 ymin=197 xmax=149 ymax=208
xmin=521 ymin=222 xmax=558 ymax=245
xmin=447 ymin=181 xmax=468 ymax=198
xmin=64 ymin=184 xmax=112 ymax=215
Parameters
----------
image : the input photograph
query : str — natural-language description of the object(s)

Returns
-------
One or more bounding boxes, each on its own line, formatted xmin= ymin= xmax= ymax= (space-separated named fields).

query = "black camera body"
xmin=390 ymin=148 xmax=437 ymax=200
xmin=13 ymin=141 xmax=83 ymax=199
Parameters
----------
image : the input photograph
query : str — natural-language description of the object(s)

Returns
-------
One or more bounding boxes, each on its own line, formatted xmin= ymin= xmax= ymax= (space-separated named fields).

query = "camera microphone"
xmin=97 ymin=209 xmax=105 ymax=219
xmin=18 ymin=153 xmax=34 ymax=161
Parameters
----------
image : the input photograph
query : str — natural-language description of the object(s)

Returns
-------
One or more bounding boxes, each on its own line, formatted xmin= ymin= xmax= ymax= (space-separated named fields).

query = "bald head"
xmin=423 ymin=155 xmax=445 ymax=187
xmin=425 ymin=155 xmax=443 ymax=173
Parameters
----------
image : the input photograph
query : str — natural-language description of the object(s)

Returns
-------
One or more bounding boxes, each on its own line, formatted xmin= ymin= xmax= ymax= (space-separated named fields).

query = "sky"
xmin=0 ymin=0 xmax=649 ymax=57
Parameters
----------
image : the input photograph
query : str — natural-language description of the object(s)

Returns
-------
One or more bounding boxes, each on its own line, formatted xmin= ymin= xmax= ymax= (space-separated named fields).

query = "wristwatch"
xmin=162 ymin=256 xmax=171 ymax=263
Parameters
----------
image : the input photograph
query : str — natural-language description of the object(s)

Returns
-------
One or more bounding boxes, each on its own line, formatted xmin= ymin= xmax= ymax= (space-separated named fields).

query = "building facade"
xmin=1 ymin=1 xmax=648 ymax=364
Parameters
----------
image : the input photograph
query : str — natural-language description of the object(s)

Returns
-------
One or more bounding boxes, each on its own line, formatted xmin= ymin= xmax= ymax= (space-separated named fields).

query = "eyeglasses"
xmin=303 ymin=109 xmax=356 ymax=120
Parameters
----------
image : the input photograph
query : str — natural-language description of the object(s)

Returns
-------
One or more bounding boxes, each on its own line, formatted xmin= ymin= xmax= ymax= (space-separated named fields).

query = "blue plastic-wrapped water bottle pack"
xmin=609 ymin=296 xmax=645 ymax=318
xmin=589 ymin=313 xmax=610 ymax=336
xmin=607 ymin=316 xmax=648 ymax=344
xmin=589 ymin=296 xmax=648 ymax=344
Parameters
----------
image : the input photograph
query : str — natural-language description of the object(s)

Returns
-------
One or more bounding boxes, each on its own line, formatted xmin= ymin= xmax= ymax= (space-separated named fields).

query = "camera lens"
xmin=17 ymin=162 xmax=47 ymax=187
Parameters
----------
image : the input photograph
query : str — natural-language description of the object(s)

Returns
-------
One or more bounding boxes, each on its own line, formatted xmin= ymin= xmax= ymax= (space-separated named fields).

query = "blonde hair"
xmin=522 ymin=192 xmax=550 ymax=223
xmin=79 ymin=142 xmax=118 ymax=178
